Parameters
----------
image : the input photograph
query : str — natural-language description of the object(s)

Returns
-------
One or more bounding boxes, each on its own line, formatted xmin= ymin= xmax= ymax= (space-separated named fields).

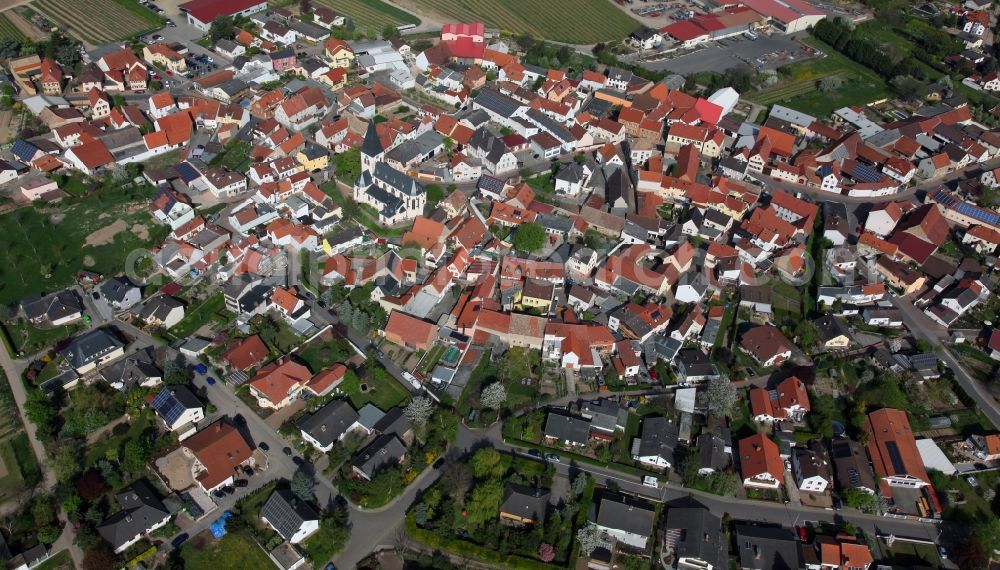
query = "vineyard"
xmin=0 ymin=12 xmax=26 ymax=42
xmin=314 ymin=0 xmax=419 ymax=30
xmin=31 ymin=0 xmax=161 ymax=44
xmin=750 ymin=71 xmax=847 ymax=105
xmin=409 ymin=0 xmax=640 ymax=44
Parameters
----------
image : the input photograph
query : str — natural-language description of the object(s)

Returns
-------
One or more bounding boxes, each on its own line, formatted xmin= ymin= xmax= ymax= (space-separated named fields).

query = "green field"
xmin=0 ymin=12 xmax=27 ymax=42
xmin=313 ymin=0 xmax=419 ymax=29
xmin=0 ymin=433 xmax=39 ymax=501
xmin=340 ymin=366 xmax=410 ymax=410
xmin=750 ymin=37 xmax=891 ymax=118
xmin=409 ymin=0 xmax=640 ymax=43
xmin=181 ymin=531 xmax=272 ymax=570
xmin=0 ymin=181 xmax=168 ymax=307
xmin=31 ymin=0 xmax=162 ymax=44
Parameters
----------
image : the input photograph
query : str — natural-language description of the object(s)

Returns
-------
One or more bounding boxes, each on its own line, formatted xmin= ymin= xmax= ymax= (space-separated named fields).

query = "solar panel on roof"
xmin=175 ymin=162 xmax=201 ymax=183
xmin=885 ymin=440 xmax=908 ymax=475
xmin=852 ymin=164 xmax=881 ymax=183
xmin=152 ymin=389 xmax=185 ymax=425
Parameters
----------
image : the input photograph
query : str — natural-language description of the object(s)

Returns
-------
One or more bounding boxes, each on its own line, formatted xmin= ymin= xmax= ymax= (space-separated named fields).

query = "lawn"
xmin=408 ymin=0 xmax=640 ymax=43
xmin=1 ymin=319 xmax=82 ymax=356
xmin=169 ymin=292 xmax=226 ymax=339
xmin=209 ymin=140 xmax=253 ymax=171
xmin=181 ymin=531 xmax=272 ymax=570
xmin=31 ymin=0 xmax=161 ymax=44
xmin=34 ymin=550 xmax=73 ymax=570
xmin=0 ymin=436 xmax=25 ymax=501
xmin=313 ymin=0 xmax=418 ymax=29
xmin=882 ymin=540 xmax=941 ymax=568
xmin=340 ymin=365 xmax=410 ymax=410
xmin=0 ymin=13 xmax=27 ymax=42
xmin=83 ymin=410 xmax=152 ymax=466
xmin=752 ymin=37 xmax=891 ymax=119
xmin=0 ymin=180 xmax=168 ymax=306
xmin=296 ymin=334 xmax=354 ymax=373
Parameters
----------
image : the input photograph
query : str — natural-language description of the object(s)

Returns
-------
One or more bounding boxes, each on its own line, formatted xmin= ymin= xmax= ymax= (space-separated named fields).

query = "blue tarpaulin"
xmin=209 ymin=511 xmax=233 ymax=538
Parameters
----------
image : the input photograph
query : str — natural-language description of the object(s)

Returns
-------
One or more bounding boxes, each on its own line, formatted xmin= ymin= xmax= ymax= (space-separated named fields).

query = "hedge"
xmin=404 ymin=515 xmax=557 ymax=569
xmin=503 ymin=437 xmax=653 ymax=479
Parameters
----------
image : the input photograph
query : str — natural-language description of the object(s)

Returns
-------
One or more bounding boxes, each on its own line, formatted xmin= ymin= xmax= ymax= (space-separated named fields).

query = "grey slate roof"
xmin=98 ymin=346 xmax=161 ymax=389
xmin=297 ymin=400 xmax=358 ymax=448
xmin=261 ymin=489 xmax=319 ymax=541
xmin=22 ymin=289 xmax=83 ymax=323
xmin=594 ymin=495 xmax=654 ymax=538
xmin=500 ymin=484 xmax=549 ymax=523
xmin=633 ymin=416 xmax=678 ymax=464
xmin=100 ymin=276 xmax=139 ymax=304
xmin=474 ymin=88 xmax=523 ymax=117
xmin=97 ymin=480 xmax=170 ymax=551
xmin=373 ymin=162 xmax=425 ymax=197
xmin=61 ymin=328 xmax=125 ymax=369
xmin=735 ymin=525 xmax=803 ymax=570
xmin=666 ymin=506 xmax=727 ymax=568
xmin=544 ymin=412 xmax=590 ymax=445
xmin=372 ymin=406 xmax=411 ymax=438
xmin=361 ymin=120 xmax=384 ymax=158
xmin=352 ymin=433 xmax=406 ymax=478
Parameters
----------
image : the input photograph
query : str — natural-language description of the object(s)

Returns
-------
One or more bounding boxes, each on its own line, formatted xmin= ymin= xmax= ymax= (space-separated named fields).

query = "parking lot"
xmin=641 ymin=33 xmax=808 ymax=75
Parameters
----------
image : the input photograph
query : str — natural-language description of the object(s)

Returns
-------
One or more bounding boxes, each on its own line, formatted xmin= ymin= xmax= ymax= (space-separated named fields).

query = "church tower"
xmin=360 ymin=120 xmax=384 ymax=174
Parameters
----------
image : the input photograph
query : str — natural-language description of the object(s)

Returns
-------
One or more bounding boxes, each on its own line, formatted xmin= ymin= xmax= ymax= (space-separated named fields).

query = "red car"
xmin=798 ymin=527 xmax=808 ymax=543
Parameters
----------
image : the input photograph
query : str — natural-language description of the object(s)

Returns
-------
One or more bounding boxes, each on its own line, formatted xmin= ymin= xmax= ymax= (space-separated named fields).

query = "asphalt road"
xmin=454 ymin=423 xmax=945 ymax=547
xmin=890 ymin=296 xmax=1000 ymax=429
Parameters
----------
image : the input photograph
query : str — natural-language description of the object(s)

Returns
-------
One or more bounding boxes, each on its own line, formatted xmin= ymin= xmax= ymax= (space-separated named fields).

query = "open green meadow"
xmin=0 ymin=179 xmax=168 ymax=306
xmin=409 ymin=0 xmax=640 ymax=43
xmin=750 ymin=37 xmax=891 ymax=118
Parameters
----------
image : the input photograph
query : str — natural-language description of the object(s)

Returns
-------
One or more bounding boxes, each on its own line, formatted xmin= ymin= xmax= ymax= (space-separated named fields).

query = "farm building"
xmin=180 ymin=0 xmax=268 ymax=31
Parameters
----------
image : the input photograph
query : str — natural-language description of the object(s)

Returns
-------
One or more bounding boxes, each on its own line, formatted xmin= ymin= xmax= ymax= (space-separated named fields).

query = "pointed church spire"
xmin=361 ymin=120 xmax=384 ymax=158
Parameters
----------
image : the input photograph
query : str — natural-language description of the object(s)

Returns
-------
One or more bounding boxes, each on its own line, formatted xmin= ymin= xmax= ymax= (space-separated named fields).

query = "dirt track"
xmin=3 ymin=8 xmax=45 ymax=40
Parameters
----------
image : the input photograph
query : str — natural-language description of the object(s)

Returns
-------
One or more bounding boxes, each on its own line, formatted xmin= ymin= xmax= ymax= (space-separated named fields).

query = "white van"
xmin=642 ymin=476 xmax=659 ymax=488
xmin=744 ymin=31 xmax=758 ymax=40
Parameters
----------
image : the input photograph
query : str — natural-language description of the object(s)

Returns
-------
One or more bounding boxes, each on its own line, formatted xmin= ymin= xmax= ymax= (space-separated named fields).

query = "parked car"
xmin=243 ymin=466 xmax=254 ymax=476
xmin=206 ymin=376 xmax=216 ymax=385
xmin=212 ymin=490 xmax=225 ymax=499
xmin=222 ymin=485 xmax=235 ymax=495
xmin=283 ymin=447 xmax=293 ymax=456
xmin=258 ymin=442 xmax=270 ymax=452
xmin=545 ymin=454 xmax=561 ymax=463
xmin=171 ymin=533 xmax=189 ymax=548
xmin=798 ymin=527 xmax=808 ymax=542
xmin=233 ymin=479 xmax=248 ymax=487
xmin=642 ymin=476 xmax=659 ymax=488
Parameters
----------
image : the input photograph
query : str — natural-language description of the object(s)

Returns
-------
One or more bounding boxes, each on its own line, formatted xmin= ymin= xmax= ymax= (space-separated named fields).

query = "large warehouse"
xmin=733 ymin=0 xmax=825 ymax=33
xmin=702 ymin=0 xmax=825 ymax=34
xmin=179 ymin=0 xmax=268 ymax=31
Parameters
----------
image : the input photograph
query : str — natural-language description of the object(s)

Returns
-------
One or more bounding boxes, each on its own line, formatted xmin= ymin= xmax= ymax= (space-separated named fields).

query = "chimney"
xmin=320 ymin=424 xmax=327 ymax=432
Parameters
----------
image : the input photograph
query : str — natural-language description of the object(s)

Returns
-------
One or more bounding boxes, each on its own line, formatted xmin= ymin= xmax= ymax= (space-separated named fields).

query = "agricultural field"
xmin=408 ymin=0 xmax=640 ymax=43
xmin=313 ymin=0 xmax=419 ymax=30
xmin=749 ymin=38 xmax=891 ymax=118
xmin=31 ymin=0 xmax=161 ymax=44
xmin=0 ymin=12 xmax=27 ymax=42
xmin=0 ymin=177 xmax=169 ymax=307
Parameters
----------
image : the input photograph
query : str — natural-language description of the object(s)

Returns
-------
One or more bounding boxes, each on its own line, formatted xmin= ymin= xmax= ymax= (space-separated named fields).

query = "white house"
xmin=260 ymin=490 xmax=320 ymax=544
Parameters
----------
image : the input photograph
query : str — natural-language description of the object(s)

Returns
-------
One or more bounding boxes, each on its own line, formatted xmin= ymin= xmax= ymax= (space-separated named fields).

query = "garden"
xmin=407 ymin=447 xmax=579 ymax=569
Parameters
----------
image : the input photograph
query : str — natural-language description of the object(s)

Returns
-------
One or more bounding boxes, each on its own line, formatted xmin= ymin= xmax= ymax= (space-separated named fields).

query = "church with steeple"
xmin=353 ymin=121 xmax=427 ymax=225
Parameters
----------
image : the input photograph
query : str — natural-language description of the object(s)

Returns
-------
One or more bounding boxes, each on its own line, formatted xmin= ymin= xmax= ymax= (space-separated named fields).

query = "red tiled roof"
xmin=221 ymin=335 xmax=269 ymax=370
xmin=384 ymin=311 xmax=436 ymax=349
xmin=739 ymin=433 xmax=783 ymax=481
xmin=248 ymin=357 xmax=312 ymax=405
xmin=184 ymin=420 xmax=253 ymax=490
xmin=180 ymin=0 xmax=266 ymax=24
